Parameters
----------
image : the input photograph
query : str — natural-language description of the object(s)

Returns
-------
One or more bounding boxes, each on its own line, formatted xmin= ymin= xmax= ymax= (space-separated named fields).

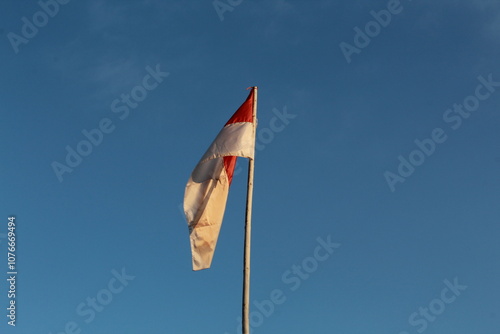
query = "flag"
xmin=184 ymin=89 xmax=256 ymax=270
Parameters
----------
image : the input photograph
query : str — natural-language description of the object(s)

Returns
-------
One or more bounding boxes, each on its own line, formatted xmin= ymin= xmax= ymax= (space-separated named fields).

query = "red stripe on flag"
xmin=222 ymin=88 xmax=254 ymax=184
xmin=223 ymin=156 xmax=237 ymax=185
xmin=225 ymin=89 xmax=254 ymax=125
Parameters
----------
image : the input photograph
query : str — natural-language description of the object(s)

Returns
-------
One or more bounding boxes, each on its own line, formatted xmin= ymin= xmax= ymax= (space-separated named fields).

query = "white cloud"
xmin=470 ymin=0 xmax=499 ymax=10
xmin=43 ymin=1 xmax=164 ymax=102
xmin=483 ymin=12 xmax=500 ymax=39
xmin=86 ymin=0 xmax=129 ymax=33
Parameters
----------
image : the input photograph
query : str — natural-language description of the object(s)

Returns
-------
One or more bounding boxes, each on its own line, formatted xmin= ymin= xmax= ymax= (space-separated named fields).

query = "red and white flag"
xmin=184 ymin=89 xmax=256 ymax=270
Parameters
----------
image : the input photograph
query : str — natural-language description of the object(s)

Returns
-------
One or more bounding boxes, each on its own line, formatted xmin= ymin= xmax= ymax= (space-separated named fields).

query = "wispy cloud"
xmin=48 ymin=38 xmax=147 ymax=101
xmin=44 ymin=1 xmax=164 ymax=102
xmin=470 ymin=0 xmax=499 ymax=10
xmin=482 ymin=12 xmax=500 ymax=40
xmin=86 ymin=0 xmax=130 ymax=33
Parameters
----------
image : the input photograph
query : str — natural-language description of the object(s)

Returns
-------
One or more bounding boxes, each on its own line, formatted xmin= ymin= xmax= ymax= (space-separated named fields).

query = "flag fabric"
xmin=184 ymin=89 xmax=256 ymax=271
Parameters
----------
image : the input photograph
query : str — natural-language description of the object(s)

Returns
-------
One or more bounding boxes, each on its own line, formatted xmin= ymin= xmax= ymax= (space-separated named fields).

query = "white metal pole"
xmin=242 ymin=86 xmax=257 ymax=334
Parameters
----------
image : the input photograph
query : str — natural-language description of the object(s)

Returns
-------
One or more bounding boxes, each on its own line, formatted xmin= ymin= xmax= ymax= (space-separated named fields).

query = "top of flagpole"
xmin=251 ymin=87 xmax=257 ymax=145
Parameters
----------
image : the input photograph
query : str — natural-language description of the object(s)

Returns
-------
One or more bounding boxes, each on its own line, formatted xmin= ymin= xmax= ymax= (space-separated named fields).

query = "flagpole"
xmin=242 ymin=86 xmax=257 ymax=334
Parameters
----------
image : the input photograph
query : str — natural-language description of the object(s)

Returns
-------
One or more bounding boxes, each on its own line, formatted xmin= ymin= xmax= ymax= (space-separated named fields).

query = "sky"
xmin=1 ymin=0 xmax=499 ymax=333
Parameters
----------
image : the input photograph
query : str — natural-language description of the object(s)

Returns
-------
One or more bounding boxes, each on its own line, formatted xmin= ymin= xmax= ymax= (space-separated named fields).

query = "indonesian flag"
xmin=184 ymin=89 xmax=256 ymax=271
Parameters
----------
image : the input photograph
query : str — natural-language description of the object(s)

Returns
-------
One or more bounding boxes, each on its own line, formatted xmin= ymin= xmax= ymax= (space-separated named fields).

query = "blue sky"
xmin=1 ymin=0 xmax=499 ymax=333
